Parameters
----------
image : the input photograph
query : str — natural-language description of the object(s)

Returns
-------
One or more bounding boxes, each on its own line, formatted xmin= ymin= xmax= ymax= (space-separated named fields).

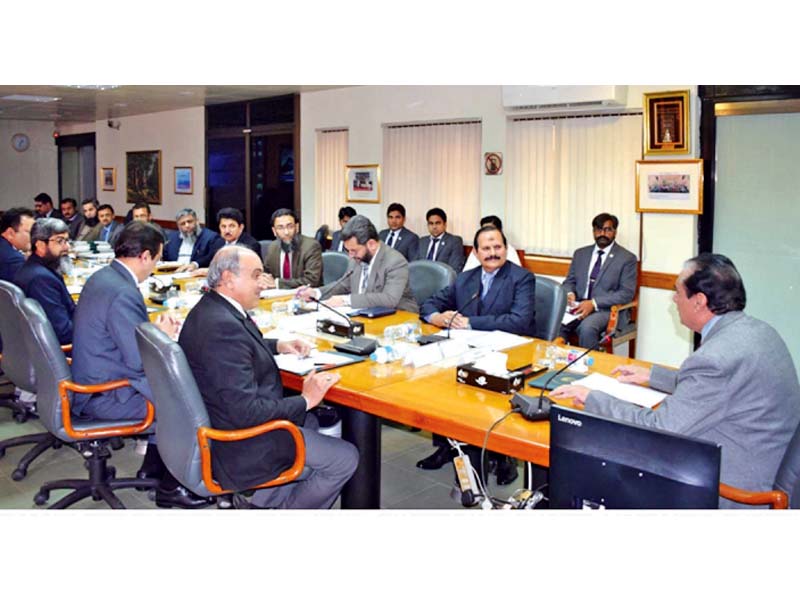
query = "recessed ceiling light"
xmin=66 ymin=85 xmax=120 ymax=91
xmin=1 ymin=94 xmax=61 ymax=103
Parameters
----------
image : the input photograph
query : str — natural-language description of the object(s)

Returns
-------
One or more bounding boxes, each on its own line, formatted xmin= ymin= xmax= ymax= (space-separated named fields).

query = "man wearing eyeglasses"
xmin=262 ymin=208 xmax=323 ymax=289
xmin=560 ymin=213 xmax=637 ymax=348
xmin=13 ymin=218 xmax=76 ymax=345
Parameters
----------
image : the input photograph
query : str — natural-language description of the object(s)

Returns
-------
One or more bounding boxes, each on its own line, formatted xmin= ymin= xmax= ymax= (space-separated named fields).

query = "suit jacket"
xmin=210 ymin=231 xmax=262 ymax=257
xmin=0 ymin=237 xmax=25 ymax=282
xmin=379 ymin=227 xmax=419 ymax=263
xmin=416 ymin=232 xmax=465 ymax=272
xmin=71 ymin=261 xmax=153 ymax=416
xmin=264 ymin=234 xmax=323 ymax=288
xmin=421 ymin=261 xmax=536 ymax=336
xmin=85 ymin=221 xmax=122 ymax=244
xmin=13 ymin=254 xmax=76 ymax=345
xmin=163 ymin=227 xmax=222 ymax=268
xmin=320 ymin=242 xmax=418 ymax=313
xmin=66 ymin=215 xmax=84 ymax=240
xmin=179 ymin=290 xmax=308 ymax=491
xmin=561 ymin=242 xmax=637 ymax=309
xmin=330 ymin=230 xmax=346 ymax=253
xmin=586 ymin=311 xmax=800 ymax=508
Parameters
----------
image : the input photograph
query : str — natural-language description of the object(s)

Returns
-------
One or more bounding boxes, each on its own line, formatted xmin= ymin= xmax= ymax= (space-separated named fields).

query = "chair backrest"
xmin=0 ymin=280 xmax=37 ymax=392
xmin=534 ymin=275 xmax=567 ymax=341
xmin=408 ymin=260 xmax=456 ymax=306
xmin=775 ymin=420 xmax=800 ymax=508
xmin=135 ymin=322 xmax=212 ymax=497
xmin=315 ymin=225 xmax=331 ymax=250
xmin=18 ymin=298 xmax=73 ymax=439
xmin=258 ymin=240 xmax=272 ymax=263
xmin=321 ymin=251 xmax=350 ymax=285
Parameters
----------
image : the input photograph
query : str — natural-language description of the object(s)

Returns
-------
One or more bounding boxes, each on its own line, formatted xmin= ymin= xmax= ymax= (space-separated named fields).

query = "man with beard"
xmin=262 ymin=208 xmax=323 ymax=289
xmin=296 ymin=215 xmax=418 ymax=312
xmin=74 ymin=198 xmax=100 ymax=241
xmin=13 ymin=218 xmax=76 ymax=345
xmin=163 ymin=208 xmax=222 ymax=271
xmin=560 ymin=213 xmax=637 ymax=348
xmin=60 ymin=198 xmax=84 ymax=239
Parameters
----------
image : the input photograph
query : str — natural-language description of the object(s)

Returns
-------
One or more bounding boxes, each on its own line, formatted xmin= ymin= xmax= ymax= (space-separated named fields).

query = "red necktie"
xmin=282 ymin=252 xmax=291 ymax=279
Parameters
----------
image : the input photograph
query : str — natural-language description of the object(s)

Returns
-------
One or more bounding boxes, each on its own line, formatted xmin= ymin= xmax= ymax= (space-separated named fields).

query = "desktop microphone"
xmin=510 ymin=331 xmax=614 ymax=421
xmin=418 ymin=291 xmax=480 ymax=345
xmin=309 ymin=296 xmax=366 ymax=338
xmin=446 ymin=292 xmax=480 ymax=339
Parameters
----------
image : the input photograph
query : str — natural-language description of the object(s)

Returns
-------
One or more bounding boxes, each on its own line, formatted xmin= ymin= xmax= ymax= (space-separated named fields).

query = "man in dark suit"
xmin=13 ymin=218 xmax=75 ymax=345
xmin=179 ymin=245 xmax=358 ymax=508
xmin=0 ymin=207 xmax=35 ymax=283
xmin=263 ymin=208 xmax=323 ymax=289
xmin=297 ymin=215 xmax=418 ymax=313
xmin=560 ymin=212 xmax=637 ymax=348
xmin=416 ymin=207 xmax=465 ymax=272
xmin=86 ymin=204 xmax=123 ymax=244
xmin=330 ymin=206 xmax=356 ymax=253
xmin=379 ymin=202 xmax=419 ymax=263
xmin=34 ymin=193 xmax=62 ymax=220
xmin=131 ymin=201 xmax=166 ymax=240
xmin=162 ymin=208 xmax=222 ymax=270
xmin=215 ymin=207 xmax=261 ymax=256
xmin=417 ymin=225 xmax=536 ymax=484
xmin=59 ymin=198 xmax=84 ymax=239
xmin=71 ymin=221 xmax=211 ymax=509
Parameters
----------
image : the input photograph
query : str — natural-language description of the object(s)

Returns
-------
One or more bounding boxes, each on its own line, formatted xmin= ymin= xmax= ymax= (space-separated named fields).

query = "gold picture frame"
xmin=643 ymin=90 xmax=690 ymax=155
xmin=345 ymin=164 xmax=381 ymax=203
xmin=635 ymin=159 xmax=703 ymax=215
xmin=100 ymin=167 xmax=116 ymax=192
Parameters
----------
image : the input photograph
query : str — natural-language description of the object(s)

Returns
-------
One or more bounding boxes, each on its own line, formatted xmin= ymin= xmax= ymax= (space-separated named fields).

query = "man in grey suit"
xmin=379 ymin=202 xmax=419 ymax=263
xmin=262 ymin=208 xmax=323 ymax=289
xmin=297 ymin=215 xmax=418 ymax=313
xmin=330 ymin=206 xmax=357 ymax=253
xmin=416 ymin=207 xmax=465 ymax=272
xmin=551 ymin=253 xmax=800 ymax=508
xmin=560 ymin=212 xmax=637 ymax=348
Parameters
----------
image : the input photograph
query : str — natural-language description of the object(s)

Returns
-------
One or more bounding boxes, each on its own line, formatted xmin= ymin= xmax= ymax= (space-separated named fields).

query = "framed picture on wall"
xmin=100 ymin=167 xmax=116 ymax=191
xmin=126 ymin=150 xmax=162 ymax=204
xmin=345 ymin=164 xmax=381 ymax=203
xmin=643 ymin=90 xmax=690 ymax=155
xmin=635 ymin=159 xmax=704 ymax=214
xmin=484 ymin=152 xmax=503 ymax=175
xmin=174 ymin=166 xmax=193 ymax=194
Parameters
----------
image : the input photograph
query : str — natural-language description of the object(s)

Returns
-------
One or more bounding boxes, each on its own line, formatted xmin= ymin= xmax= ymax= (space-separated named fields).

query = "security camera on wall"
xmin=107 ymin=119 xmax=121 ymax=130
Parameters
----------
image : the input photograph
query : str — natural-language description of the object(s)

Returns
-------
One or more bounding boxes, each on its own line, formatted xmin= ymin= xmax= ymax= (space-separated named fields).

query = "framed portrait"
xmin=174 ymin=166 xmax=193 ymax=195
xmin=100 ymin=167 xmax=116 ymax=192
xmin=636 ymin=159 xmax=704 ymax=214
xmin=126 ymin=150 xmax=162 ymax=204
xmin=345 ymin=164 xmax=380 ymax=203
xmin=643 ymin=90 xmax=690 ymax=155
xmin=484 ymin=152 xmax=503 ymax=175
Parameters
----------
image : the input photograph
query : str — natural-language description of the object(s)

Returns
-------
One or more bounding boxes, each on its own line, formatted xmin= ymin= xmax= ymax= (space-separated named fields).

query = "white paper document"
xmin=449 ymin=329 xmax=530 ymax=351
xmin=573 ymin=372 xmax=666 ymax=408
xmin=561 ymin=310 xmax=579 ymax=326
xmin=259 ymin=289 xmax=296 ymax=299
xmin=274 ymin=349 xmax=354 ymax=375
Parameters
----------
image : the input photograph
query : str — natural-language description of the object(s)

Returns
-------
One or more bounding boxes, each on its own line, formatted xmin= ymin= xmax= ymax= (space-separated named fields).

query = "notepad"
xmin=274 ymin=350 xmax=365 ymax=375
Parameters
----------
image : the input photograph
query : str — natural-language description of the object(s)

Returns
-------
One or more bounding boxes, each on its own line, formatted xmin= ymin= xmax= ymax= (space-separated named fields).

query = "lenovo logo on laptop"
xmin=557 ymin=413 xmax=582 ymax=428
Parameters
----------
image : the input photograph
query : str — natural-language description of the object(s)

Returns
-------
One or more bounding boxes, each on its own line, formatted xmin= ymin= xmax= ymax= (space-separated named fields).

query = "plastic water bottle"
xmin=370 ymin=346 xmax=402 ymax=364
xmin=382 ymin=321 xmax=422 ymax=344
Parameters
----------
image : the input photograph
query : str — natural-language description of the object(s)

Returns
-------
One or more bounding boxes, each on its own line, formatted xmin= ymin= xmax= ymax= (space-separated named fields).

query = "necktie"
xmin=426 ymin=237 xmax=440 ymax=260
xmin=587 ymin=250 xmax=605 ymax=299
xmin=282 ymin=252 xmax=291 ymax=279
xmin=102 ymin=227 xmax=109 ymax=242
xmin=480 ymin=272 xmax=493 ymax=300
xmin=359 ymin=266 xmax=369 ymax=294
xmin=387 ymin=231 xmax=396 ymax=248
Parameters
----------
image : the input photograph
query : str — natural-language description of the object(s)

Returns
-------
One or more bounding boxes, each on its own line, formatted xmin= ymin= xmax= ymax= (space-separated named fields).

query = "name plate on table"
xmin=316 ymin=318 xmax=365 ymax=338
xmin=456 ymin=362 xmax=534 ymax=394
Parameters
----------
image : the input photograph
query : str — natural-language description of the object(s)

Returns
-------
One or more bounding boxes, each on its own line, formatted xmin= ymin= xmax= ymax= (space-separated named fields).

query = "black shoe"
xmin=155 ymin=484 xmax=215 ymax=509
xmin=416 ymin=446 xmax=454 ymax=470
xmin=495 ymin=457 xmax=519 ymax=486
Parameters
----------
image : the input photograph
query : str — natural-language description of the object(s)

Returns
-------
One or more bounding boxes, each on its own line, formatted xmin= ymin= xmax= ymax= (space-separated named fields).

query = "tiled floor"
xmin=0 ymin=403 xmax=524 ymax=510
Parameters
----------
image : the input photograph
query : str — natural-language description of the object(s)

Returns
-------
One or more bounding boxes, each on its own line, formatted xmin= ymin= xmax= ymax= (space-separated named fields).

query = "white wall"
xmin=0 ymin=119 xmax=58 ymax=210
xmin=300 ymin=85 xmax=699 ymax=367
xmin=95 ymin=107 xmax=205 ymax=223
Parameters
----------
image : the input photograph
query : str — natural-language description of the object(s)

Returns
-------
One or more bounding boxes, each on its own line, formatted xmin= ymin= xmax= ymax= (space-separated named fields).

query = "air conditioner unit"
xmin=502 ymin=85 xmax=628 ymax=113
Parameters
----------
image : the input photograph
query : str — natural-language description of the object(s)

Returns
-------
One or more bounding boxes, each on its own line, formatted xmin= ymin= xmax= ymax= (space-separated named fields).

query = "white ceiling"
xmin=0 ymin=85 xmax=343 ymax=125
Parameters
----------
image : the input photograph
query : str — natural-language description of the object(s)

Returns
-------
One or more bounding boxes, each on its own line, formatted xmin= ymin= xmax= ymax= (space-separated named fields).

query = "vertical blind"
xmin=382 ymin=121 xmax=481 ymax=239
xmin=314 ymin=129 xmax=349 ymax=230
xmin=505 ymin=113 xmax=642 ymax=257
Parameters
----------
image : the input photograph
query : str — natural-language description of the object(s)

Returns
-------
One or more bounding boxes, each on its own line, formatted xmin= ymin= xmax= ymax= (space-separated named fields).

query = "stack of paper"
xmin=573 ymin=372 xmax=666 ymax=408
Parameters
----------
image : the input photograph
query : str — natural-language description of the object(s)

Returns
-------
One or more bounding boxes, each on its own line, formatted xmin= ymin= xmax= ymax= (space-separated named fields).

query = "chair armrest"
xmin=552 ymin=336 xmax=566 ymax=345
xmin=197 ymin=420 xmax=306 ymax=495
xmin=606 ymin=300 xmax=639 ymax=333
xmin=61 ymin=344 xmax=73 ymax=353
xmin=58 ymin=379 xmax=155 ymax=439
xmin=719 ymin=482 xmax=788 ymax=509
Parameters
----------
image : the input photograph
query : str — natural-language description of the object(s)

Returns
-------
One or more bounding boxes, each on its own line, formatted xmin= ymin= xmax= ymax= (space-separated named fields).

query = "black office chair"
xmin=135 ymin=322 xmax=307 ymax=503
xmin=321 ymin=251 xmax=350 ymax=285
xmin=408 ymin=260 xmax=456 ymax=306
xmin=258 ymin=240 xmax=272 ymax=263
xmin=315 ymin=225 xmax=331 ymax=251
xmin=20 ymin=298 xmax=158 ymax=509
xmin=533 ymin=275 xmax=568 ymax=341
xmin=0 ymin=281 xmax=64 ymax=481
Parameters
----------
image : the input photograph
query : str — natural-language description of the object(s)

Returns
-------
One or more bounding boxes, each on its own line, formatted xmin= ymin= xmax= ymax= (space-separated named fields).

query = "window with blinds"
xmin=314 ymin=128 xmax=349 ymax=230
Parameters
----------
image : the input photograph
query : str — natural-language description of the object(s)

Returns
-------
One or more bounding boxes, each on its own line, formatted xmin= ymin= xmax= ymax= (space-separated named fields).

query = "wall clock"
xmin=11 ymin=133 xmax=30 ymax=152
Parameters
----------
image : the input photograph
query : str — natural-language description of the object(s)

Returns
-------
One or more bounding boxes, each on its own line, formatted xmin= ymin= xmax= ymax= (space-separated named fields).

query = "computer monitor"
xmin=549 ymin=405 xmax=721 ymax=509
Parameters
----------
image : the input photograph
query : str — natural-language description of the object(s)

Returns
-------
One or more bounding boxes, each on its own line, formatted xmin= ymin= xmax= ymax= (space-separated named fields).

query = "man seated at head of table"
xmin=178 ymin=245 xmax=359 ymax=508
xmin=416 ymin=224 xmax=537 ymax=484
xmin=162 ymin=208 xmax=221 ymax=272
xmin=262 ymin=208 xmax=323 ymax=289
xmin=85 ymin=203 xmax=122 ymax=245
xmin=71 ymin=220 xmax=212 ymax=509
xmin=296 ymin=214 xmax=418 ymax=313
xmin=462 ymin=215 xmax=521 ymax=271
xmin=551 ymin=253 xmax=800 ymax=508
xmin=13 ymin=218 xmax=75 ymax=345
